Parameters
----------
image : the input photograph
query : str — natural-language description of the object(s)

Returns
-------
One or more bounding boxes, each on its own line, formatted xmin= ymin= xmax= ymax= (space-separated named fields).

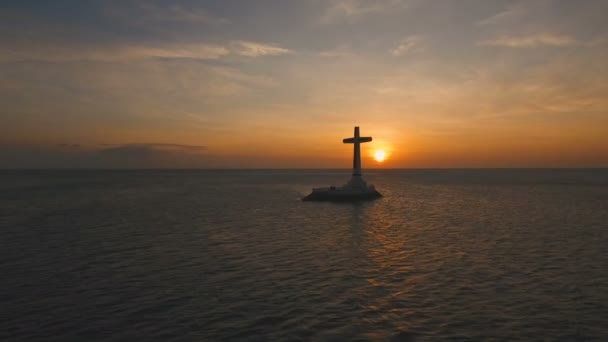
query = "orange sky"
xmin=1 ymin=1 xmax=607 ymax=168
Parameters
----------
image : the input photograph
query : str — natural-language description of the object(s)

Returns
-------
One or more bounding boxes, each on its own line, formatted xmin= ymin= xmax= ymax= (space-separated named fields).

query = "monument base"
xmin=302 ymin=176 xmax=382 ymax=202
xmin=303 ymin=126 xmax=381 ymax=202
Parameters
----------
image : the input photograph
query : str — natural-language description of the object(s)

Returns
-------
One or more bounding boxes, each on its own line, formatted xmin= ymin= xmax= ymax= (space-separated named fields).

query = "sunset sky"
xmin=1 ymin=0 xmax=607 ymax=168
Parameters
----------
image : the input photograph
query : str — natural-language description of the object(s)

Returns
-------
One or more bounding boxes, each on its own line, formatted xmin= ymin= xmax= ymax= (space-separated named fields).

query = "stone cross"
xmin=343 ymin=126 xmax=372 ymax=177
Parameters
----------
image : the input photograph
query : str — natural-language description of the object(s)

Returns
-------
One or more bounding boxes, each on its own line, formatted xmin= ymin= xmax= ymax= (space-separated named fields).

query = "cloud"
xmin=135 ymin=3 xmax=229 ymax=25
xmin=318 ymin=45 xmax=354 ymax=58
xmin=478 ymin=34 xmax=576 ymax=48
xmin=57 ymin=143 xmax=80 ymax=149
xmin=0 ymin=39 xmax=295 ymax=62
xmin=128 ymin=44 xmax=230 ymax=60
xmin=320 ymin=0 xmax=407 ymax=23
xmin=230 ymin=41 xmax=292 ymax=57
xmin=582 ymin=36 xmax=608 ymax=47
xmin=0 ymin=42 xmax=230 ymax=62
xmin=390 ymin=35 xmax=426 ymax=56
xmin=211 ymin=66 xmax=278 ymax=87
xmin=100 ymin=143 xmax=207 ymax=154
xmin=475 ymin=7 xmax=526 ymax=26
xmin=0 ymin=143 xmax=210 ymax=168
xmin=92 ymin=143 xmax=207 ymax=168
xmin=0 ymin=55 xmax=281 ymax=134
xmin=105 ymin=2 xmax=229 ymax=26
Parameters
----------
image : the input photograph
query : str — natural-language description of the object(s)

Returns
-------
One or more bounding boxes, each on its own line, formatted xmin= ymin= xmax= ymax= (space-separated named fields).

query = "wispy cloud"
xmin=0 ymin=142 xmax=210 ymax=168
xmin=92 ymin=143 xmax=209 ymax=168
xmin=478 ymin=33 xmax=576 ymax=48
xmin=476 ymin=6 xmax=526 ymax=26
xmin=583 ymin=36 xmax=608 ymax=47
xmin=390 ymin=35 xmax=426 ymax=56
xmin=0 ymin=40 xmax=295 ymax=62
xmin=105 ymin=2 xmax=229 ymax=26
xmin=128 ymin=44 xmax=230 ymax=60
xmin=57 ymin=143 xmax=80 ymax=149
xmin=211 ymin=67 xmax=278 ymax=87
xmin=136 ymin=3 xmax=229 ymax=25
xmin=0 ymin=43 xmax=230 ymax=62
xmin=317 ymin=44 xmax=354 ymax=58
xmin=101 ymin=143 xmax=207 ymax=153
xmin=230 ymin=41 xmax=292 ymax=57
xmin=320 ymin=0 xmax=407 ymax=23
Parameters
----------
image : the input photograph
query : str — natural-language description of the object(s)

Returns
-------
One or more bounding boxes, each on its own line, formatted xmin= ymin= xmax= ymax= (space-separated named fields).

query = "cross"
xmin=343 ymin=126 xmax=372 ymax=177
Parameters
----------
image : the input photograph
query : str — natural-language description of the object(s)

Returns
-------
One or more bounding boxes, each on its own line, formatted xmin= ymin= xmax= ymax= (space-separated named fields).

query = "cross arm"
xmin=343 ymin=137 xmax=372 ymax=143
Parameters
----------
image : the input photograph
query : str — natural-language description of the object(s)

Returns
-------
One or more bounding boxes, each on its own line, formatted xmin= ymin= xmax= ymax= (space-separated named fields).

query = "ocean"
xmin=1 ymin=169 xmax=607 ymax=341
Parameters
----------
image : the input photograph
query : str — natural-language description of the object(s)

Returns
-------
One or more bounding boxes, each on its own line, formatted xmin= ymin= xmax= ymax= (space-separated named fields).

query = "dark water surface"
xmin=1 ymin=169 xmax=607 ymax=341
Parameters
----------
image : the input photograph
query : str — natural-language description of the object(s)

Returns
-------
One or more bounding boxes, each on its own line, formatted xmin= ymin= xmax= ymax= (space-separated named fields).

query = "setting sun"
xmin=374 ymin=150 xmax=387 ymax=162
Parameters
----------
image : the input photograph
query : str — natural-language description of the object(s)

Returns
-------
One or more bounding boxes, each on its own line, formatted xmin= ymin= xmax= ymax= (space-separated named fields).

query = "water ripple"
xmin=1 ymin=169 xmax=606 ymax=341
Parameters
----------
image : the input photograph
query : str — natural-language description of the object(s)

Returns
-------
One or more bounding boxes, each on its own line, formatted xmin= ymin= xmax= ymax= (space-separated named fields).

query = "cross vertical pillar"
xmin=343 ymin=126 xmax=372 ymax=178
xmin=353 ymin=127 xmax=361 ymax=176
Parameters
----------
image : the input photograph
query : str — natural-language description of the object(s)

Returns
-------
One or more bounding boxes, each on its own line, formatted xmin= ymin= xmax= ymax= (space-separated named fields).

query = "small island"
xmin=302 ymin=126 xmax=382 ymax=202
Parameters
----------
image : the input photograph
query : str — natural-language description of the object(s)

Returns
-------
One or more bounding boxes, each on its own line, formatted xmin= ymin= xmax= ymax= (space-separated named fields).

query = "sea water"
xmin=1 ymin=169 xmax=607 ymax=340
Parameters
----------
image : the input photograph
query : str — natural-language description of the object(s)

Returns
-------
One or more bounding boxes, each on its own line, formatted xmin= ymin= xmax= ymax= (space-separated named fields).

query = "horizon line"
xmin=1 ymin=167 xmax=607 ymax=171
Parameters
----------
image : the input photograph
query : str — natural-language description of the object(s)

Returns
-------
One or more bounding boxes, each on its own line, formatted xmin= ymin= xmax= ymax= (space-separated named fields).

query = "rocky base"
xmin=302 ymin=182 xmax=382 ymax=202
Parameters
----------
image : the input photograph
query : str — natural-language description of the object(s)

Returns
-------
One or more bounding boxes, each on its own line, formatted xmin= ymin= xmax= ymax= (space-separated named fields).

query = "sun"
xmin=374 ymin=149 xmax=387 ymax=162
